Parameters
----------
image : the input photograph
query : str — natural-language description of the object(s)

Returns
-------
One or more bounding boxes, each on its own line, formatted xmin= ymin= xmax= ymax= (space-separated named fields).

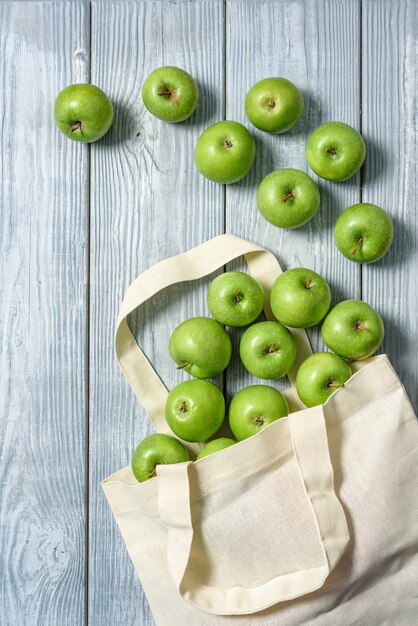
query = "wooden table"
xmin=1 ymin=1 xmax=416 ymax=624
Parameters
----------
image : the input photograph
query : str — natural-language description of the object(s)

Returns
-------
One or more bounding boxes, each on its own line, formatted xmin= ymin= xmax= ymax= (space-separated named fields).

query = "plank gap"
xmin=85 ymin=2 xmax=92 ymax=626
xmin=359 ymin=0 xmax=363 ymax=301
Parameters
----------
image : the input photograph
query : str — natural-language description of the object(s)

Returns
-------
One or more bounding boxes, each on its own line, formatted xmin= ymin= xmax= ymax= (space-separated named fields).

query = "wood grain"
xmin=0 ymin=1 xmax=89 ymax=625
xmin=88 ymin=1 xmax=224 ymax=624
xmin=1 ymin=2 xmax=417 ymax=625
xmin=225 ymin=0 xmax=361 ymax=398
xmin=361 ymin=0 xmax=418 ymax=411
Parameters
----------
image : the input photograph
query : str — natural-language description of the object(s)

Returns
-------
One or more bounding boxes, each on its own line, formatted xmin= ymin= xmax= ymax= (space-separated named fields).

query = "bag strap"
xmin=157 ymin=404 xmax=349 ymax=615
xmin=115 ymin=234 xmax=312 ymax=436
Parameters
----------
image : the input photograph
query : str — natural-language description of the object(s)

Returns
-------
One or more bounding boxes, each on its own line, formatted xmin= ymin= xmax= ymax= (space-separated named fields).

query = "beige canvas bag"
xmin=102 ymin=234 xmax=418 ymax=625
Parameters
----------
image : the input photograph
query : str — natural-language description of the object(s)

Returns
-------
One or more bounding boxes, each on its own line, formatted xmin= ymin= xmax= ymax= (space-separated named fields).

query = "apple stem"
xmin=354 ymin=320 xmax=369 ymax=332
xmin=305 ymin=278 xmax=315 ymax=289
xmin=327 ymin=381 xmax=344 ymax=388
xmin=351 ymin=236 xmax=364 ymax=256
xmin=268 ymin=342 xmax=277 ymax=353
xmin=282 ymin=191 xmax=294 ymax=203
xmin=158 ymin=85 xmax=173 ymax=98
xmin=234 ymin=290 xmax=242 ymax=302
xmin=71 ymin=121 xmax=82 ymax=133
xmin=176 ymin=361 xmax=191 ymax=370
xmin=158 ymin=85 xmax=180 ymax=103
xmin=266 ymin=98 xmax=276 ymax=110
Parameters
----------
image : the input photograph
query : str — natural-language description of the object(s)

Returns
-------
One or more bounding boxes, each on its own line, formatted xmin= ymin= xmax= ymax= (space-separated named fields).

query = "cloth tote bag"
xmin=102 ymin=234 xmax=418 ymax=625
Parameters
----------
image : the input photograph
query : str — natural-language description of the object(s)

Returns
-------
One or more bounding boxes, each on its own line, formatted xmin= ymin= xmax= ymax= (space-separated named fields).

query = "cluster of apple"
xmin=141 ymin=67 xmax=393 ymax=263
xmin=54 ymin=69 xmax=393 ymax=264
xmin=52 ymin=71 xmax=391 ymax=482
xmin=131 ymin=266 xmax=384 ymax=482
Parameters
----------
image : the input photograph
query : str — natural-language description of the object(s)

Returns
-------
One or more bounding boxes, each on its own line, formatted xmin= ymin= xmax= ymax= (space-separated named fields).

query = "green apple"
xmin=165 ymin=379 xmax=225 ymax=442
xmin=141 ymin=66 xmax=198 ymax=123
xmin=196 ymin=437 xmax=236 ymax=460
xmin=321 ymin=300 xmax=384 ymax=360
xmin=239 ymin=321 xmax=297 ymax=379
xmin=245 ymin=77 xmax=303 ymax=134
xmin=207 ymin=271 xmax=264 ymax=327
xmin=270 ymin=268 xmax=331 ymax=328
xmin=334 ymin=203 xmax=394 ymax=263
xmin=54 ymin=84 xmax=113 ymax=142
xmin=229 ymin=385 xmax=288 ymax=441
xmin=194 ymin=120 xmax=256 ymax=184
xmin=296 ymin=352 xmax=352 ymax=407
xmin=169 ymin=317 xmax=232 ymax=378
xmin=306 ymin=121 xmax=366 ymax=181
xmin=131 ymin=433 xmax=189 ymax=482
xmin=256 ymin=168 xmax=320 ymax=229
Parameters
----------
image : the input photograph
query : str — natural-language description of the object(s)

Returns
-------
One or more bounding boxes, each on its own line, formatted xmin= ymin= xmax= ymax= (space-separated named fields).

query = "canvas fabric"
xmin=102 ymin=234 xmax=418 ymax=625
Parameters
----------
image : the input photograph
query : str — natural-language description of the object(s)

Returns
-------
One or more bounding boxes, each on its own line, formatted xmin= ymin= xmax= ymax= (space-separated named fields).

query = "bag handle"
xmin=115 ymin=234 xmax=312 ymax=438
xmin=157 ymin=404 xmax=350 ymax=615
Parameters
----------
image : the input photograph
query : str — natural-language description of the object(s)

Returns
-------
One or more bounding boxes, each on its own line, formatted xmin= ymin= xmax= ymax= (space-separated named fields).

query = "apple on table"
xmin=194 ymin=120 xmax=256 ymax=184
xmin=142 ymin=66 xmax=198 ymax=123
xmin=334 ymin=203 xmax=394 ymax=263
xmin=306 ymin=121 xmax=366 ymax=181
xmin=270 ymin=267 xmax=331 ymax=328
xmin=245 ymin=77 xmax=304 ymax=134
xmin=207 ymin=271 xmax=264 ymax=327
xmin=257 ymin=168 xmax=320 ymax=229
xmin=169 ymin=317 xmax=232 ymax=379
xmin=239 ymin=321 xmax=297 ymax=379
xmin=54 ymin=83 xmax=114 ymax=142
xmin=321 ymin=300 xmax=384 ymax=360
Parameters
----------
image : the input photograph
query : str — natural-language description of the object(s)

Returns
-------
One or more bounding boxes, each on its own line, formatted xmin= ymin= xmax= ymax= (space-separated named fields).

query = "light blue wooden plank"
xmin=88 ymin=1 xmax=224 ymax=625
xmin=225 ymin=0 xmax=361 ymax=397
xmin=361 ymin=0 xmax=418 ymax=411
xmin=0 ymin=1 xmax=89 ymax=625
